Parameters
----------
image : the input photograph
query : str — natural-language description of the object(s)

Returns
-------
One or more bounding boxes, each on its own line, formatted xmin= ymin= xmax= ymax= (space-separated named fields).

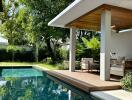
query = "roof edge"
xmin=48 ymin=0 xmax=82 ymax=27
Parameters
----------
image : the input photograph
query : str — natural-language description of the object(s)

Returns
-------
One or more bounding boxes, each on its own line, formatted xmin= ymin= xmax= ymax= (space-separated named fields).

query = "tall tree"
xmin=20 ymin=0 xmax=73 ymax=63
xmin=0 ymin=0 xmax=30 ymax=61
xmin=0 ymin=0 xmax=28 ymax=45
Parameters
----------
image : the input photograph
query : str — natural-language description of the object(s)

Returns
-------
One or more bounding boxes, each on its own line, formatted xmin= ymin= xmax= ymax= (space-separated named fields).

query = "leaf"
xmin=82 ymin=37 xmax=100 ymax=49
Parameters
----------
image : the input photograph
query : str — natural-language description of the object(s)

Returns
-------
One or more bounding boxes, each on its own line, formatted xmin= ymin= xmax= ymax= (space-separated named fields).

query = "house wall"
xmin=111 ymin=31 xmax=132 ymax=59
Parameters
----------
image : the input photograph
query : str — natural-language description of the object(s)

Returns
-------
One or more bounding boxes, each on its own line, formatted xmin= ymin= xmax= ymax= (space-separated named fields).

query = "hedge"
xmin=0 ymin=46 xmax=48 ymax=62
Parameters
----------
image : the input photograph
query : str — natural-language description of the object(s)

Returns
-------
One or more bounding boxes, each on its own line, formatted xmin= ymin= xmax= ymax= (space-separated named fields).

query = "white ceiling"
xmin=48 ymin=0 xmax=132 ymax=28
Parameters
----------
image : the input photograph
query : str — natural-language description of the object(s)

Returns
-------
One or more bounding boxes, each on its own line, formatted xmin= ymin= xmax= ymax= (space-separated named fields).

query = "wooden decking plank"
xmin=47 ymin=70 xmax=121 ymax=92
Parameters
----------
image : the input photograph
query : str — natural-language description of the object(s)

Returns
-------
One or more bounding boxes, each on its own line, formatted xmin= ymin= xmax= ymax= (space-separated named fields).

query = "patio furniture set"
xmin=64 ymin=56 xmax=132 ymax=77
xmin=81 ymin=58 xmax=100 ymax=72
xmin=63 ymin=57 xmax=132 ymax=76
xmin=81 ymin=57 xmax=132 ymax=76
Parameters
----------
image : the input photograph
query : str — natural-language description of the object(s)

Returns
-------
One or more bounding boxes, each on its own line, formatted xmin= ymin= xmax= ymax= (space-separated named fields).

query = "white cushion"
xmin=111 ymin=66 xmax=123 ymax=72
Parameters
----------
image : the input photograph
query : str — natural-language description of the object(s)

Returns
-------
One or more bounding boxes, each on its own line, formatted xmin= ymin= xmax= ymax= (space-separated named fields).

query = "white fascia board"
xmin=48 ymin=0 xmax=82 ymax=27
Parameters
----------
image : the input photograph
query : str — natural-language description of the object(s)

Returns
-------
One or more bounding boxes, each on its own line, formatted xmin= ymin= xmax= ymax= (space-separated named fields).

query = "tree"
xmin=0 ymin=0 xmax=28 ymax=45
xmin=76 ymin=30 xmax=100 ymax=42
xmin=0 ymin=0 xmax=30 ymax=61
xmin=82 ymin=37 xmax=100 ymax=60
xmin=82 ymin=37 xmax=100 ymax=50
xmin=19 ymin=0 xmax=73 ymax=63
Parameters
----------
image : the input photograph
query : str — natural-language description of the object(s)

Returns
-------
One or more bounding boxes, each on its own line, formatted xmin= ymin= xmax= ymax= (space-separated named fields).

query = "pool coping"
xmin=91 ymin=89 xmax=132 ymax=100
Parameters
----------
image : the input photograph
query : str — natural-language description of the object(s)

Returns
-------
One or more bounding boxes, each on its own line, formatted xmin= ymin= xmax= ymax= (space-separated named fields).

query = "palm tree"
xmin=82 ymin=37 xmax=100 ymax=60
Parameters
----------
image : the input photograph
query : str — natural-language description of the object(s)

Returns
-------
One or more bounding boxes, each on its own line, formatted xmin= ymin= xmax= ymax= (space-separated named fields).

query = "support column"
xmin=100 ymin=10 xmax=111 ymax=81
xmin=69 ymin=28 xmax=76 ymax=72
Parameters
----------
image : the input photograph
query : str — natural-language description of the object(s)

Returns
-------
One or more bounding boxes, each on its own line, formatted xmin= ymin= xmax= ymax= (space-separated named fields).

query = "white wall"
xmin=111 ymin=31 xmax=132 ymax=59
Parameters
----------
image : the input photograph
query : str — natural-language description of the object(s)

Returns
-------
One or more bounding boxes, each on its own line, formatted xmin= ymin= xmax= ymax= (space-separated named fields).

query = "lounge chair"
xmin=81 ymin=58 xmax=100 ymax=72
xmin=110 ymin=57 xmax=125 ymax=76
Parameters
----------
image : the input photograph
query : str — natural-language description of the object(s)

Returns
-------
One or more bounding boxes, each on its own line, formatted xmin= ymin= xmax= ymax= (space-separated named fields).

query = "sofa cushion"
xmin=111 ymin=66 xmax=123 ymax=72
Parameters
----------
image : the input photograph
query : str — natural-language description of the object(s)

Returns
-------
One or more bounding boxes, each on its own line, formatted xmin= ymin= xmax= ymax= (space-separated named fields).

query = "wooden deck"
xmin=47 ymin=70 xmax=121 ymax=93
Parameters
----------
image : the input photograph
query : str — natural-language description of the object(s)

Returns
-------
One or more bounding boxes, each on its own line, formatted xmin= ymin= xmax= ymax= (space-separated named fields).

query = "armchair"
xmin=81 ymin=58 xmax=100 ymax=72
xmin=110 ymin=57 xmax=125 ymax=76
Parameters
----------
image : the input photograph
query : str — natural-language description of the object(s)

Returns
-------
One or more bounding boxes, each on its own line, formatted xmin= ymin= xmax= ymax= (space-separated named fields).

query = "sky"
xmin=0 ymin=36 xmax=8 ymax=44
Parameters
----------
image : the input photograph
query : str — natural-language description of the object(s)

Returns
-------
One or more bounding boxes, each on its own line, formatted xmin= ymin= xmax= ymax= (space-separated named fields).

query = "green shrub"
xmin=0 ymin=45 xmax=49 ymax=62
xmin=56 ymin=63 xmax=65 ymax=70
xmin=79 ymin=37 xmax=100 ymax=61
xmin=59 ymin=48 xmax=69 ymax=61
xmin=62 ymin=60 xmax=81 ymax=70
xmin=75 ymin=61 xmax=81 ymax=70
xmin=38 ymin=48 xmax=48 ymax=62
xmin=62 ymin=60 xmax=69 ymax=70
xmin=121 ymin=72 xmax=132 ymax=92
xmin=43 ymin=57 xmax=53 ymax=64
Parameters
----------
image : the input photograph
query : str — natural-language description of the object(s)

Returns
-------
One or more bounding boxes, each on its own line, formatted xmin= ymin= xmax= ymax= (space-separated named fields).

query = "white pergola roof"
xmin=48 ymin=0 xmax=132 ymax=28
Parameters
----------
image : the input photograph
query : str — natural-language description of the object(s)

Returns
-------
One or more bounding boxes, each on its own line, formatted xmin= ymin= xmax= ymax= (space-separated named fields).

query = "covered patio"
xmin=48 ymin=0 xmax=132 ymax=81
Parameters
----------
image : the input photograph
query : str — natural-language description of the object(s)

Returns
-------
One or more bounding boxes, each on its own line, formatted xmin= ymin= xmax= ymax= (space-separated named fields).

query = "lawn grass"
xmin=37 ymin=63 xmax=60 ymax=70
xmin=0 ymin=62 xmax=60 ymax=70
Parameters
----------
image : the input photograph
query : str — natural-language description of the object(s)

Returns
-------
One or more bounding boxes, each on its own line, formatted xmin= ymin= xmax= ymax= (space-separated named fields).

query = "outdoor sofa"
xmin=81 ymin=58 xmax=100 ymax=72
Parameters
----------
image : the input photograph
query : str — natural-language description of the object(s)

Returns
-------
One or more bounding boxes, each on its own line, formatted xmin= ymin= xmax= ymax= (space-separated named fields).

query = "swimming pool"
xmin=0 ymin=67 xmax=99 ymax=100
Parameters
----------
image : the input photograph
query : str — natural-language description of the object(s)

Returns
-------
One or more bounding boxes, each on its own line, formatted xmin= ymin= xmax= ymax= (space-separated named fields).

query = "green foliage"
xmin=0 ymin=86 xmax=7 ymax=96
xmin=80 ymin=37 xmax=100 ymax=60
xmin=0 ymin=0 xmax=28 ymax=45
xmin=19 ymin=0 xmax=72 ymax=63
xmin=1 ymin=0 xmax=101 ymax=63
xmin=24 ymin=88 xmax=33 ymax=100
xmin=121 ymin=72 xmax=132 ymax=92
xmin=0 ymin=0 xmax=74 ymax=63
xmin=77 ymin=30 xmax=100 ymax=42
xmin=0 ymin=45 xmax=50 ymax=62
xmin=56 ymin=63 xmax=65 ymax=70
xmin=59 ymin=48 xmax=69 ymax=61
xmin=62 ymin=60 xmax=81 ymax=70
xmin=76 ymin=42 xmax=92 ymax=60
xmin=0 ymin=46 xmax=35 ymax=62
xmin=82 ymin=37 xmax=100 ymax=49
xmin=76 ymin=42 xmax=85 ymax=55
xmin=44 ymin=57 xmax=53 ymax=64
xmin=6 ymin=45 xmax=20 ymax=52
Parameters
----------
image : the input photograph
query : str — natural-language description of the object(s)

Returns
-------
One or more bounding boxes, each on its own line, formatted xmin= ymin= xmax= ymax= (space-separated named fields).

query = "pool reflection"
xmin=0 ymin=68 xmax=97 ymax=100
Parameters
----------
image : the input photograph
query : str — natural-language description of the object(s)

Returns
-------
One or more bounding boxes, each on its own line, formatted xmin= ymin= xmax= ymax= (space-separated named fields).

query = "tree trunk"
xmin=45 ymin=38 xmax=55 ymax=64
xmin=35 ymin=42 xmax=39 ymax=62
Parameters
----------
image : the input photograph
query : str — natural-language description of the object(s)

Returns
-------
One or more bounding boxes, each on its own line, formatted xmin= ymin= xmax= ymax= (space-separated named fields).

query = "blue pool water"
xmin=0 ymin=67 xmax=99 ymax=100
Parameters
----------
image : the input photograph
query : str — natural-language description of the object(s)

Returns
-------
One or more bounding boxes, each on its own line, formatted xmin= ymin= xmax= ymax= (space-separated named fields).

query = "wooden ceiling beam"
xmin=69 ymin=23 xmax=100 ymax=31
